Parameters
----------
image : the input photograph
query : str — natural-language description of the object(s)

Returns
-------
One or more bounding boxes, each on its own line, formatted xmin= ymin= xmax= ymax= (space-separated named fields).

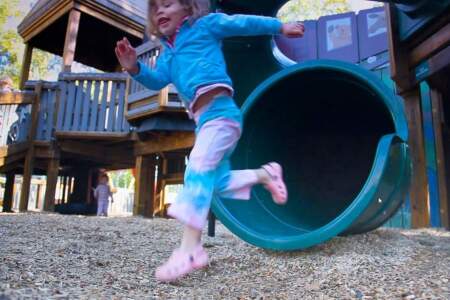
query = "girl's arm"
xmin=115 ymin=38 xmax=171 ymax=91
xmin=202 ymin=13 xmax=283 ymax=39
xmin=130 ymin=57 xmax=171 ymax=91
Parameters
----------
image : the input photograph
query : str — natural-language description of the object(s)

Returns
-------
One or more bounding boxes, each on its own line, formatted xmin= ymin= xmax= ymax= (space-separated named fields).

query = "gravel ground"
xmin=0 ymin=213 xmax=449 ymax=299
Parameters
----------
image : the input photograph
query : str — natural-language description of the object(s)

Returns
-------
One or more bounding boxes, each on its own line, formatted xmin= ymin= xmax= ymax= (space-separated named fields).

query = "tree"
xmin=278 ymin=0 xmax=351 ymax=22
xmin=0 ymin=1 xmax=59 ymax=88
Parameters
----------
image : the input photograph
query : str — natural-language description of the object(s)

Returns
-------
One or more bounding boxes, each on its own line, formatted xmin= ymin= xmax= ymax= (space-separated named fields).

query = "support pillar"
xmin=2 ymin=173 xmax=15 ymax=212
xmin=18 ymin=83 xmax=41 ymax=212
xmin=134 ymin=155 xmax=156 ymax=217
xmin=19 ymin=44 xmax=33 ymax=89
xmin=402 ymin=87 xmax=430 ymax=227
xmin=43 ymin=158 xmax=60 ymax=211
xmin=62 ymin=9 xmax=81 ymax=72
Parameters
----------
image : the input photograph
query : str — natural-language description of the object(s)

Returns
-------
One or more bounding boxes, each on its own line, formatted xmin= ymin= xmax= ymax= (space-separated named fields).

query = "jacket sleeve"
xmin=130 ymin=52 xmax=171 ymax=90
xmin=202 ymin=13 xmax=283 ymax=39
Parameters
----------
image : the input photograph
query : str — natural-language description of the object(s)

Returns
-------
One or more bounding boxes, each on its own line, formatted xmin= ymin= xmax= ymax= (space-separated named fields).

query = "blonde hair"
xmin=147 ymin=0 xmax=210 ymax=38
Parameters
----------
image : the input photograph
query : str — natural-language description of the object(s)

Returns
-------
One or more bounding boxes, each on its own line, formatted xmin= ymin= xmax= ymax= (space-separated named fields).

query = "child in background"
xmin=115 ymin=0 xmax=304 ymax=282
xmin=0 ymin=76 xmax=13 ymax=92
xmin=94 ymin=174 xmax=113 ymax=217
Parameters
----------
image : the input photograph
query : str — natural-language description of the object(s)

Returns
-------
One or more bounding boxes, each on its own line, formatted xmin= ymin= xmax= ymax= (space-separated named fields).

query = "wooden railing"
xmin=126 ymin=40 xmax=184 ymax=122
xmin=24 ymin=81 xmax=59 ymax=141
xmin=56 ymin=73 xmax=131 ymax=133
xmin=0 ymin=91 xmax=36 ymax=146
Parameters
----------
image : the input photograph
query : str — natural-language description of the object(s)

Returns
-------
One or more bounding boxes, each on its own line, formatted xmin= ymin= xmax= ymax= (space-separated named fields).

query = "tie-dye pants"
xmin=167 ymin=96 xmax=258 ymax=230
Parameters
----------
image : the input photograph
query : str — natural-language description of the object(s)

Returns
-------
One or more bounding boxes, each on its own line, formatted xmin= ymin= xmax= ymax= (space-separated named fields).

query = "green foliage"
xmin=110 ymin=170 xmax=133 ymax=189
xmin=278 ymin=0 xmax=351 ymax=22
xmin=0 ymin=1 xmax=58 ymax=88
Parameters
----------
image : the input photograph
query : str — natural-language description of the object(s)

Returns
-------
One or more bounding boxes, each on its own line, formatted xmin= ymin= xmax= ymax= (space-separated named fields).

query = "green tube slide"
xmin=210 ymin=0 xmax=412 ymax=250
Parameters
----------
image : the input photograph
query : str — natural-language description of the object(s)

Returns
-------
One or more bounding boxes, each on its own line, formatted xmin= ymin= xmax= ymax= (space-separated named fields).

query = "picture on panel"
xmin=326 ymin=17 xmax=352 ymax=51
xmin=367 ymin=11 xmax=387 ymax=38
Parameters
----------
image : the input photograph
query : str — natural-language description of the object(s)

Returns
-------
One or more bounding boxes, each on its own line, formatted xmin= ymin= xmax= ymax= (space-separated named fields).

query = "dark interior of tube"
xmin=223 ymin=69 xmax=396 ymax=236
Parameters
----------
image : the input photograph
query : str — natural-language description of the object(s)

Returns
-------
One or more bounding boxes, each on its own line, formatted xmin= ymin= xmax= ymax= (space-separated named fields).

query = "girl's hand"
xmin=115 ymin=37 xmax=139 ymax=75
xmin=281 ymin=22 xmax=305 ymax=38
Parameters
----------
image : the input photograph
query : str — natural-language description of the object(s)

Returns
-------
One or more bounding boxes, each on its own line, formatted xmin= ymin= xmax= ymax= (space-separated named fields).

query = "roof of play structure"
xmin=17 ymin=0 xmax=146 ymax=72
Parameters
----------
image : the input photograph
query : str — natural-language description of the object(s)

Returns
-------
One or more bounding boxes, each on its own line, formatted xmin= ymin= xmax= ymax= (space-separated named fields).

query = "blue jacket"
xmin=131 ymin=13 xmax=282 ymax=107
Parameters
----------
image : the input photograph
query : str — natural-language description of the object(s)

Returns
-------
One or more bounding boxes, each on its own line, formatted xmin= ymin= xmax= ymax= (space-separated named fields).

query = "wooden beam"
xmin=410 ymin=23 xmax=450 ymax=67
xmin=58 ymin=140 xmax=133 ymax=165
xmin=133 ymin=155 xmax=156 ymax=217
xmin=55 ymin=131 xmax=130 ymax=141
xmin=62 ymin=9 xmax=81 ymax=72
xmin=0 ymin=142 xmax=31 ymax=158
xmin=430 ymin=89 xmax=449 ymax=229
xmin=18 ymin=83 xmax=42 ymax=212
xmin=134 ymin=132 xmax=195 ymax=156
xmin=19 ymin=44 xmax=33 ymax=90
xmin=385 ymin=4 xmax=414 ymax=92
xmin=43 ymin=158 xmax=60 ymax=212
xmin=2 ymin=173 xmax=15 ymax=212
xmin=402 ymin=87 xmax=430 ymax=228
xmin=0 ymin=91 xmax=35 ymax=105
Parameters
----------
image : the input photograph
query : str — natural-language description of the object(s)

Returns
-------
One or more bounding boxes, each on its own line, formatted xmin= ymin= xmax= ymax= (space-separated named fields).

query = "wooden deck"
xmin=1 ymin=48 xmax=193 ymax=215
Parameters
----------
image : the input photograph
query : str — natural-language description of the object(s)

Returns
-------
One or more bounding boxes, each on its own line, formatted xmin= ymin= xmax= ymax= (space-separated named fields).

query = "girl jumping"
xmin=115 ymin=0 xmax=304 ymax=282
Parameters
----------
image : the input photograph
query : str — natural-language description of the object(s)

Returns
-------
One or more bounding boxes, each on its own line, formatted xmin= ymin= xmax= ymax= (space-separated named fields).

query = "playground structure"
xmin=0 ymin=1 xmax=448 ymax=249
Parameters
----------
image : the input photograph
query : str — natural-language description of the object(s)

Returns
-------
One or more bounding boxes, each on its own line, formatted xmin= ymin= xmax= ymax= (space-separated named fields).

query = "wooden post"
xmin=2 ymin=173 xmax=15 ymax=212
xmin=62 ymin=9 xmax=81 ymax=72
xmin=19 ymin=44 xmax=33 ymax=89
xmin=134 ymin=155 xmax=156 ymax=217
xmin=18 ymin=83 xmax=41 ymax=212
xmin=43 ymin=158 xmax=60 ymax=211
xmin=402 ymin=87 xmax=430 ymax=227
xmin=430 ymin=89 xmax=450 ymax=229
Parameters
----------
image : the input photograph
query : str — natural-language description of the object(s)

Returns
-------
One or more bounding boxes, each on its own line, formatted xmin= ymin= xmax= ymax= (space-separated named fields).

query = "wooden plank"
xmin=62 ymin=9 xmax=81 ymax=72
xmin=98 ymin=81 xmax=109 ymax=131
xmin=59 ymin=72 xmax=127 ymax=81
xmin=72 ymin=82 xmax=85 ymax=131
xmin=2 ymin=173 xmax=15 ymax=212
xmin=36 ymin=89 xmax=49 ymax=140
xmin=410 ymin=23 xmax=450 ymax=67
xmin=18 ymin=82 xmax=42 ymax=212
xmin=430 ymin=89 xmax=450 ymax=229
xmin=133 ymin=155 xmax=156 ymax=217
xmin=115 ymin=82 xmax=126 ymax=132
xmin=80 ymin=81 xmax=93 ymax=131
xmin=89 ymin=81 xmax=101 ymax=131
xmin=134 ymin=132 xmax=195 ymax=156
xmin=0 ymin=91 xmax=35 ymax=105
xmin=63 ymin=83 xmax=76 ymax=131
xmin=43 ymin=158 xmax=60 ymax=212
xmin=402 ymin=87 xmax=430 ymax=228
xmin=46 ymin=89 xmax=56 ymax=140
xmin=107 ymin=82 xmax=118 ymax=132
xmin=56 ymin=82 xmax=67 ymax=130
xmin=19 ymin=44 xmax=33 ymax=89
